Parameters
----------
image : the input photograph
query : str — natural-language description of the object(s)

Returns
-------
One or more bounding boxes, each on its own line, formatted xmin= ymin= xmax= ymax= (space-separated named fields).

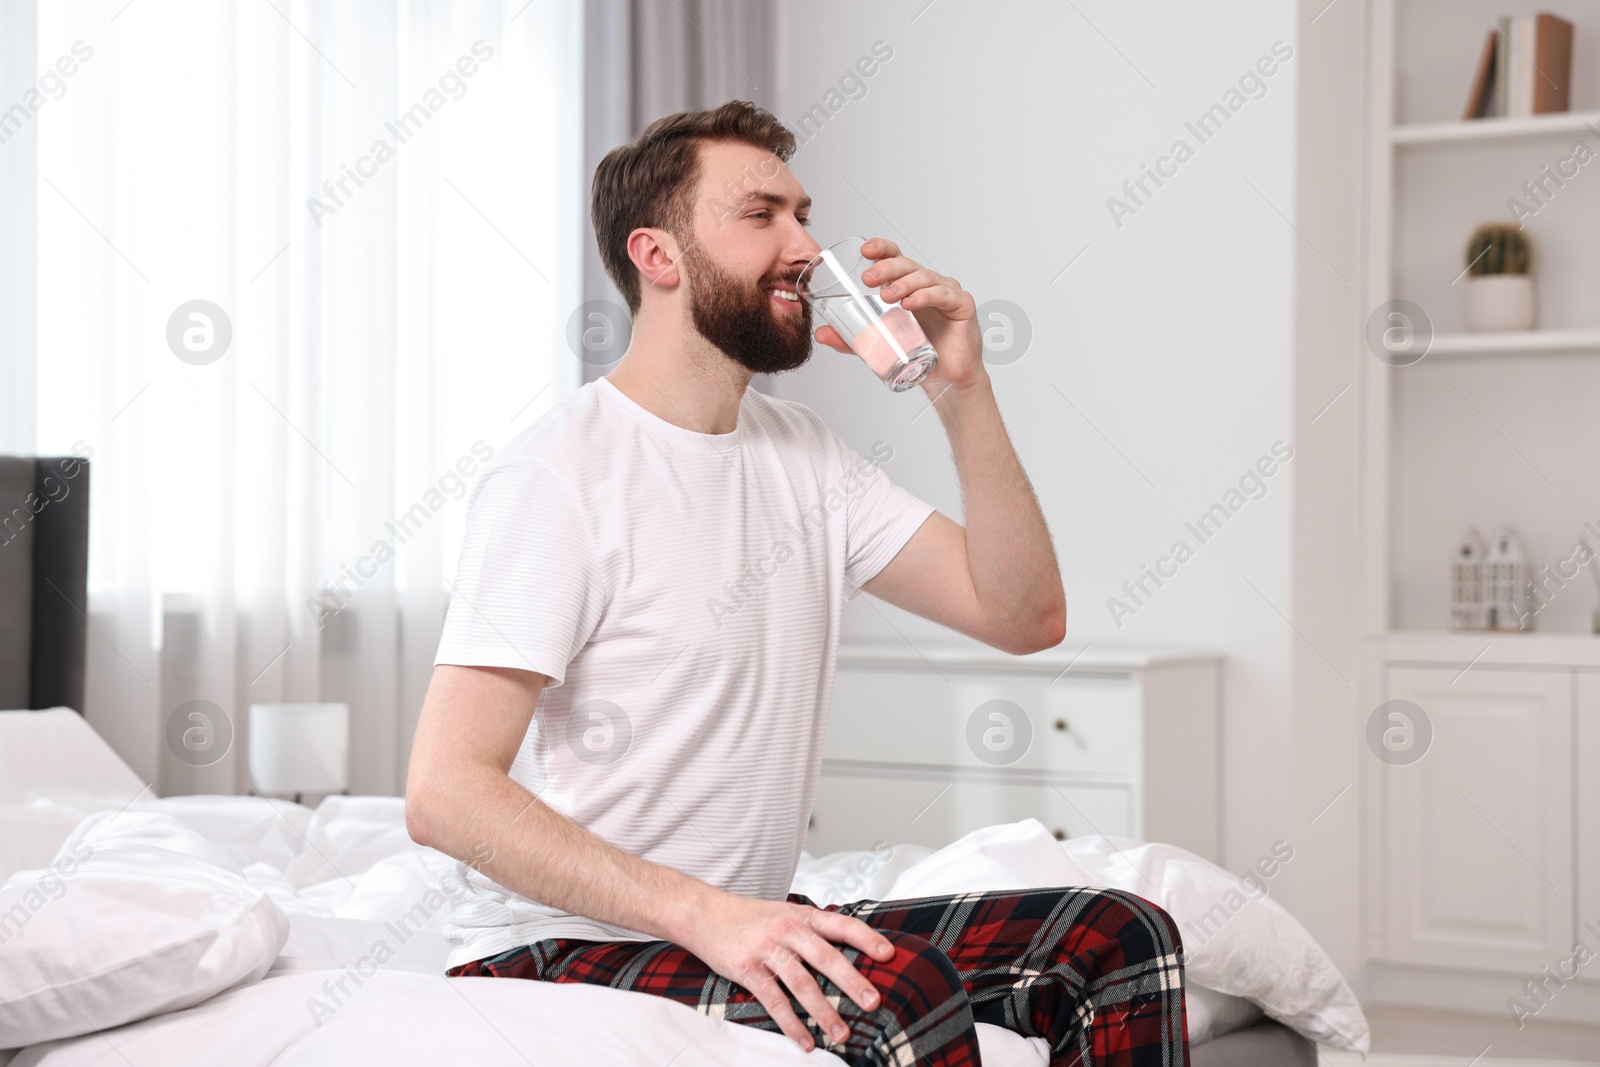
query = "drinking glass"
xmin=797 ymin=236 xmax=938 ymax=392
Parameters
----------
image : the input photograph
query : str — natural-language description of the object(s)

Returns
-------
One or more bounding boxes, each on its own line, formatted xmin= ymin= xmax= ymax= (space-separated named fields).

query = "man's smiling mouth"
xmin=768 ymin=287 xmax=801 ymax=311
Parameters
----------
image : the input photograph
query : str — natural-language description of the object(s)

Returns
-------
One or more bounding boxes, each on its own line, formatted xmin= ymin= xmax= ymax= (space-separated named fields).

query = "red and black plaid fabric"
xmin=447 ymin=885 xmax=1190 ymax=1067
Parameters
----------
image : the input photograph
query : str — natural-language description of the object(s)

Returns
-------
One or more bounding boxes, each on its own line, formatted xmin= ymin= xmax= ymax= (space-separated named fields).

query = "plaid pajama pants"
xmin=446 ymin=885 xmax=1190 ymax=1067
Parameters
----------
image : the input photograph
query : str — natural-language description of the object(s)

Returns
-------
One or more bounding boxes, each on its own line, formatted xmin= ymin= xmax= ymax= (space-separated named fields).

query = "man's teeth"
xmin=770 ymin=289 xmax=798 ymax=302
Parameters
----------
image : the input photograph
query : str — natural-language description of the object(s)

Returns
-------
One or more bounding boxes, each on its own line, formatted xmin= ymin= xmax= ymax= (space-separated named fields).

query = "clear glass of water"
xmin=798 ymin=236 xmax=938 ymax=392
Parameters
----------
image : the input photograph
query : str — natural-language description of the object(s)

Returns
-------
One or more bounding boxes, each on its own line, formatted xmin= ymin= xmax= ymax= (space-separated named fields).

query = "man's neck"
xmin=605 ymin=310 xmax=752 ymax=436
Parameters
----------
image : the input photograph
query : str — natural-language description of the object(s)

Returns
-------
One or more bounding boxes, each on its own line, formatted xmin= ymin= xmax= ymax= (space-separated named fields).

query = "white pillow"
xmin=0 ymin=810 xmax=289 ymax=1049
xmin=880 ymin=819 xmax=1369 ymax=1052
xmin=0 ymin=708 xmax=147 ymax=885
xmin=1052 ymin=831 xmax=1367 ymax=1051
xmin=0 ymin=708 xmax=145 ymax=804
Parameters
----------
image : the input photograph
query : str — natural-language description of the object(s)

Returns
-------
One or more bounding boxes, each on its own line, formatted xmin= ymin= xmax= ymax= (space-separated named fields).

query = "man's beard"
xmin=681 ymin=248 xmax=813 ymax=375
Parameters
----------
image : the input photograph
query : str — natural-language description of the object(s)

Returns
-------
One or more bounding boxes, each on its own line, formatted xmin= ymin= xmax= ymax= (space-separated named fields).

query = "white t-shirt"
xmin=432 ymin=374 xmax=936 ymax=969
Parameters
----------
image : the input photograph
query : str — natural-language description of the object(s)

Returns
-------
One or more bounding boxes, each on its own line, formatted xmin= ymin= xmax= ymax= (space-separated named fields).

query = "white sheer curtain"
xmin=23 ymin=0 xmax=585 ymax=796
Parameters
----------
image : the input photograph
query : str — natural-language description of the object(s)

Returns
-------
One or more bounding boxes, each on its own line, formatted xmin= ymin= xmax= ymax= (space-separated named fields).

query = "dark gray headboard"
xmin=0 ymin=456 xmax=90 ymax=712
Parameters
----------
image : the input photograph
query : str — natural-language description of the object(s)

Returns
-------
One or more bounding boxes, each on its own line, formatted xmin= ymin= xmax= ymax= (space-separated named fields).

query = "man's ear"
xmin=627 ymin=227 xmax=684 ymax=293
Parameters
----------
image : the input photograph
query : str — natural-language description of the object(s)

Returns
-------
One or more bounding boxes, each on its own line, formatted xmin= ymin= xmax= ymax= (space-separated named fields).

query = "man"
xmin=406 ymin=101 xmax=1188 ymax=1066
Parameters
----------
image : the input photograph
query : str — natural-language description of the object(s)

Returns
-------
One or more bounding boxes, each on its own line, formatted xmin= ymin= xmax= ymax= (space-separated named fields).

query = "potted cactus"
xmin=1464 ymin=222 xmax=1536 ymax=331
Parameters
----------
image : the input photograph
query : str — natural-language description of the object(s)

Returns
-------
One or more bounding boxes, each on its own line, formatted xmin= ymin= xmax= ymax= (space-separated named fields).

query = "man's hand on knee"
xmin=684 ymin=891 xmax=896 ymax=1053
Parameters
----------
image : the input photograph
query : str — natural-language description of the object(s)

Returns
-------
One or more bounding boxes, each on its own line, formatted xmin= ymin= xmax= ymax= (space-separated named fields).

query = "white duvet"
xmin=0 ymin=712 xmax=1368 ymax=1066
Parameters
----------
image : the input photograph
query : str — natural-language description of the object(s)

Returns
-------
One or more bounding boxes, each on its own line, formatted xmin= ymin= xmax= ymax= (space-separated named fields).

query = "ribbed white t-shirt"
xmin=433 ymin=374 xmax=936 ymax=969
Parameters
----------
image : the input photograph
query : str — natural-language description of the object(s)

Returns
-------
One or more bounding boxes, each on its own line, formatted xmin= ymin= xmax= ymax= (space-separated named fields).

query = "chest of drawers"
xmin=806 ymin=643 xmax=1223 ymax=863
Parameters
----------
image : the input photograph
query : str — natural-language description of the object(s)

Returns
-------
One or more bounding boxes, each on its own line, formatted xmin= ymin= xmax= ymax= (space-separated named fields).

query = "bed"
xmin=0 ymin=454 xmax=1364 ymax=1065
xmin=0 ymin=455 xmax=89 ymax=715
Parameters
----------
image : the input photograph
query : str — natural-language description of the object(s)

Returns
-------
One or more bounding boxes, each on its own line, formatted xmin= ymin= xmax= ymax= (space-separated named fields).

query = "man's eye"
xmin=748 ymin=210 xmax=769 ymax=221
xmin=798 ymin=216 xmax=811 ymax=228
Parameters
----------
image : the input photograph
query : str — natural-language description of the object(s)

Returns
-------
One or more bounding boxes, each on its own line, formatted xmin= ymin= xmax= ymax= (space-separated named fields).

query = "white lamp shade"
xmin=249 ymin=703 xmax=349 ymax=795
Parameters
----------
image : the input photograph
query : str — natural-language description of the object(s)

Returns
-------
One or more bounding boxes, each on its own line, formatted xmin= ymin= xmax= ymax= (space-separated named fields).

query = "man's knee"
xmin=848 ymin=929 xmax=968 ymax=1021
xmin=1087 ymin=888 xmax=1186 ymax=966
xmin=805 ymin=931 xmax=976 ymax=1063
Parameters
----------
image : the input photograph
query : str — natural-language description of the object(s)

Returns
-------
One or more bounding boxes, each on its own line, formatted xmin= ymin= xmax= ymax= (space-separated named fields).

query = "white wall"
xmin=769 ymin=0 xmax=1304 ymax=892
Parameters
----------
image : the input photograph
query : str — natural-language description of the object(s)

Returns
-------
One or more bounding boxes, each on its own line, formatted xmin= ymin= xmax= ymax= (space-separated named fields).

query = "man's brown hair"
xmin=591 ymin=100 xmax=797 ymax=314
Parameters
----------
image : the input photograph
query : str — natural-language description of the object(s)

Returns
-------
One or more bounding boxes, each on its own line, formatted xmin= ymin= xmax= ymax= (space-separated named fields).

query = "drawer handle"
xmin=1052 ymin=827 xmax=1066 ymax=841
xmin=808 ymin=815 xmax=815 ymax=828
xmin=1053 ymin=718 xmax=1069 ymax=732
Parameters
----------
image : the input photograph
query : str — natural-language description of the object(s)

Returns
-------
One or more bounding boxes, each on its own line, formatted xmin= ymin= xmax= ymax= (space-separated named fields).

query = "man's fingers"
xmin=714 ymin=903 xmax=900 ymax=1054
xmin=792 ymin=922 xmax=883 ymax=1015
xmin=877 ymin=267 xmax=944 ymax=302
xmin=744 ymin=966 xmax=815 ymax=1051
xmin=861 ymin=255 xmax=922 ymax=287
xmin=815 ymin=910 xmax=895 ymax=964
xmin=863 ymin=237 xmax=901 ymax=261
xmin=814 ymin=323 xmax=851 ymax=352
xmin=838 ymin=915 xmax=902 ymax=966
xmin=771 ymin=949 xmax=848 ymax=1046
xmin=902 ymin=284 xmax=972 ymax=317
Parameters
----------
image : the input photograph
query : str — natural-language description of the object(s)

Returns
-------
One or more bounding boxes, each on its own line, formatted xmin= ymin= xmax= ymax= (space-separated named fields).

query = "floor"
xmin=1352 ymin=1005 xmax=1600 ymax=1065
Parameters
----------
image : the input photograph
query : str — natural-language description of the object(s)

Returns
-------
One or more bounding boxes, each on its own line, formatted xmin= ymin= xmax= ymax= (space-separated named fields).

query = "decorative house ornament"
xmin=1450 ymin=527 xmax=1488 ymax=630
xmin=1463 ymin=222 xmax=1536 ymax=332
xmin=1483 ymin=526 xmax=1531 ymax=631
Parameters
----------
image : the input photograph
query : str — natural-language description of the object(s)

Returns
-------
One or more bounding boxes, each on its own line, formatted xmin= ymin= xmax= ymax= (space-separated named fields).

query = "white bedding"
xmin=0 ymin=710 xmax=1368 ymax=1065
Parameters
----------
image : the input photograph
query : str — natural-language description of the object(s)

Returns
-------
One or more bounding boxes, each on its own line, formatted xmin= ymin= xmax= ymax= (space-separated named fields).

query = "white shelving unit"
xmin=1360 ymin=0 xmax=1600 ymax=1023
xmin=1364 ymin=0 xmax=1600 ymax=638
xmin=1423 ymin=326 xmax=1600 ymax=356
xmin=1382 ymin=326 xmax=1600 ymax=359
xmin=1391 ymin=107 xmax=1600 ymax=145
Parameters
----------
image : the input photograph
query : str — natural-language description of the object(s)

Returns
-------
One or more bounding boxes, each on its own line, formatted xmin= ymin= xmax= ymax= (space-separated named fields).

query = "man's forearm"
xmin=925 ymin=371 xmax=1065 ymax=643
xmin=419 ymin=767 xmax=716 ymax=945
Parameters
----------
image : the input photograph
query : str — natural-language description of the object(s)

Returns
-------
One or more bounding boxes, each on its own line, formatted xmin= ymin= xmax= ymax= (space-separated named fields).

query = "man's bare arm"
xmin=925 ymin=373 xmax=1064 ymax=646
xmin=824 ymin=238 xmax=1066 ymax=654
xmin=405 ymin=662 xmax=894 ymax=1053
xmin=406 ymin=663 xmax=709 ymax=943
xmin=865 ymin=375 xmax=1065 ymax=654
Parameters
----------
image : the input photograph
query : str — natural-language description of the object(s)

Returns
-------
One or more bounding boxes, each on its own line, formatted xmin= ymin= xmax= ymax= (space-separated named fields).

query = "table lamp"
xmin=249 ymin=702 xmax=349 ymax=804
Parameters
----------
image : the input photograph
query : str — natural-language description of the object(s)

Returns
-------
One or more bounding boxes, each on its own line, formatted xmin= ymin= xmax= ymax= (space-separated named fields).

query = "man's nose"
xmin=787 ymin=230 xmax=822 ymax=271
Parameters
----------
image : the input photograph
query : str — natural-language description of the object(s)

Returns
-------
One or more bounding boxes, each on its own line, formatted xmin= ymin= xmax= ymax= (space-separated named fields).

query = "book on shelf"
xmin=1462 ymin=25 xmax=1498 ymax=119
xmin=1533 ymin=11 xmax=1575 ymax=114
xmin=1511 ymin=16 xmax=1534 ymax=116
xmin=1461 ymin=11 xmax=1573 ymax=120
xmin=1493 ymin=15 xmax=1511 ymax=116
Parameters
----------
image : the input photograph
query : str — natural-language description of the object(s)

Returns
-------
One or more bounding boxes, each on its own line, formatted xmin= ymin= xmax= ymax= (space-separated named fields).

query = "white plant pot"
xmin=1465 ymin=274 xmax=1536 ymax=332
